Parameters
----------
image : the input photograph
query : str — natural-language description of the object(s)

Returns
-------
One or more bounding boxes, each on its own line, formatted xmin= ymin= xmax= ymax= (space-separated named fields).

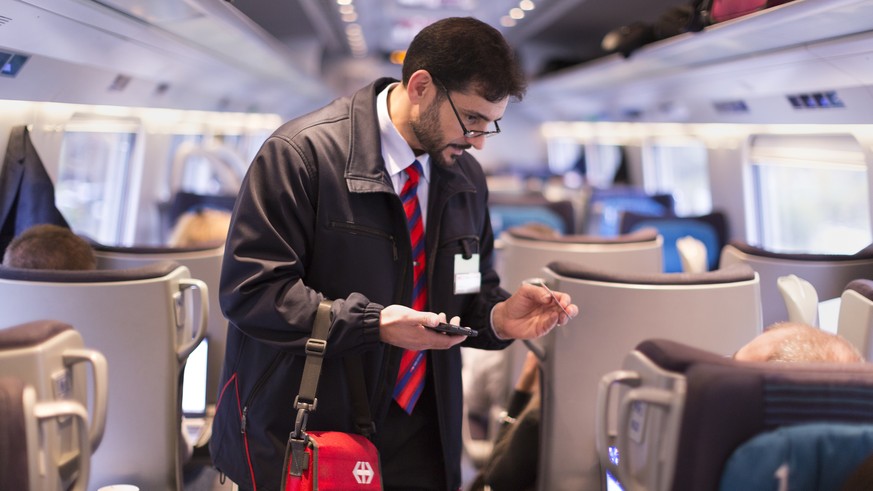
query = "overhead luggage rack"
xmin=527 ymin=0 xmax=873 ymax=123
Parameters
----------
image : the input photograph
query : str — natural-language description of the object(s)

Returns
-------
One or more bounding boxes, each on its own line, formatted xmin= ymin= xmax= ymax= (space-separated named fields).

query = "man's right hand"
xmin=379 ymin=304 xmax=467 ymax=350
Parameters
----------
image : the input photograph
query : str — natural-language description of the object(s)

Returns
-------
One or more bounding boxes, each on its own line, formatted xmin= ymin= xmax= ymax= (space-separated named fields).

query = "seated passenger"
xmin=168 ymin=208 xmax=231 ymax=248
xmin=469 ymin=351 xmax=540 ymax=491
xmin=512 ymin=222 xmax=562 ymax=238
xmin=734 ymin=321 xmax=864 ymax=363
xmin=474 ymin=322 xmax=863 ymax=491
xmin=843 ymin=451 xmax=873 ymax=491
xmin=1 ymin=223 xmax=96 ymax=270
xmin=463 ymin=348 xmax=509 ymax=441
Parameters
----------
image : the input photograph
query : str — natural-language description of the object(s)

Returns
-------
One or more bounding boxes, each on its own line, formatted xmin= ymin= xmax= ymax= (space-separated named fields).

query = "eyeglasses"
xmin=435 ymin=79 xmax=501 ymax=139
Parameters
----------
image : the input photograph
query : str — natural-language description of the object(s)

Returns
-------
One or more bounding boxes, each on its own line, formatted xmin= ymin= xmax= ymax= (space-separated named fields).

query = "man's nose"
xmin=465 ymin=134 xmax=486 ymax=150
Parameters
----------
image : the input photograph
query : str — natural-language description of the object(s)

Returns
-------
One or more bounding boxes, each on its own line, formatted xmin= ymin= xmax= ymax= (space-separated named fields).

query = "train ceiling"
xmin=227 ymin=0 xmax=691 ymax=79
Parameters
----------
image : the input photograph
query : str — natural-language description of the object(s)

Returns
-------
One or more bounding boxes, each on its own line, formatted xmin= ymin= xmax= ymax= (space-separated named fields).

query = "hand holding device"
xmin=428 ymin=322 xmax=478 ymax=337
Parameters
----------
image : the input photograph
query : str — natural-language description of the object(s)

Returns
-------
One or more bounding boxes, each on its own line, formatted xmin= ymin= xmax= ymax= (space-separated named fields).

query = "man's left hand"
xmin=491 ymin=283 xmax=579 ymax=340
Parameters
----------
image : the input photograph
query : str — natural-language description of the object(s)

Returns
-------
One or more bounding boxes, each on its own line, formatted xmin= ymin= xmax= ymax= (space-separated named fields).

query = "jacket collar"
xmin=345 ymin=78 xmax=396 ymax=194
xmin=345 ymin=78 xmax=476 ymax=198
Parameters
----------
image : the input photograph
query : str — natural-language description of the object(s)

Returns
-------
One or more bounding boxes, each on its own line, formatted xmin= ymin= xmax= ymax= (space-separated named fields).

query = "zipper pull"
xmin=241 ymin=406 xmax=248 ymax=434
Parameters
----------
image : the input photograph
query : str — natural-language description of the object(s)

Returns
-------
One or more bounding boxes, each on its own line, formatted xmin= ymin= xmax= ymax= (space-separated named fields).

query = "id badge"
xmin=454 ymin=253 xmax=481 ymax=295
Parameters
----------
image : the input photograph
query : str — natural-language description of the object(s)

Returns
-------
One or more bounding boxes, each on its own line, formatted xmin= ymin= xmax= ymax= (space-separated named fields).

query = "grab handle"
xmin=176 ymin=278 xmax=209 ymax=361
xmin=63 ymin=348 xmax=108 ymax=450
xmin=595 ymin=370 xmax=641 ymax=477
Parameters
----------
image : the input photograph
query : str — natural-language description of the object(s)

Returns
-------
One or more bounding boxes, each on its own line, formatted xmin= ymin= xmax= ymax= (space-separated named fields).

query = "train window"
xmin=56 ymin=115 xmax=144 ymax=245
xmin=167 ymin=135 xmax=246 ymax=197
xmin=748 ymin=134 xmax=871 ymax=254
xmin=584 ymin=143 xmax=624 ymax=188
xmin=642 ymin=138 xmax=711 ymax=216
xmin=546 ymin=138 xmax=583 ymax=175
xmin=218 ymin=132 xmax=268 ymax=163
xmin=240 ymin=129 xmax=273 ymax=162
xmin=169 ymin=135 xmax=210 ymax=195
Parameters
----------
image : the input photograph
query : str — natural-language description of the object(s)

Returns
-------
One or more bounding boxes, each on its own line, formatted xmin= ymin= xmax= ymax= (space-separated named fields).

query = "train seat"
xmin=0 ymin=262 xmax=207 ymax=491
xmin=583 ymin=186 xmax=674 ymax=237
xmin=92 ymin=243 xmax=225 ymax=436
xmin=0 ymin=376 xmax=91 ymax=491
xmin=497 ymin=225 xmax=664 ymax=292
xmin=837 ymin=279 xmax=873 ymax=359
xmin=719 ymin=241 xmax=873 ymax=327
xmin=620 ymin=211 xmax=728 ymax=272
xmin=488 ymin=193 xmax=577 ymax=236
xmin=777 ymin=274 xmax=819 ymax=326
xmin=597 ymin=338 xmax=873 ymax=491
xmin=0 ymin=320 xmax=107 ymax=491
xmin=675 ymin=236 xmax=707 ymax=273
xmin=489 ymin=204 xmax=567 ymax=236
xmin=537 ymin=262 xmax=762 ymax=490
xmin=464 ymin=226 xmax=663 ymax=469
xmin=719 ymin=422 xmax=873 ymax=490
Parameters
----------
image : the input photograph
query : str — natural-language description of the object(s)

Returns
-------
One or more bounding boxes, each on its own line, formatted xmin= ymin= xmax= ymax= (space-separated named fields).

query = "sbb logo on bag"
xmin=353 ymin=461 xmax=375 ymax=484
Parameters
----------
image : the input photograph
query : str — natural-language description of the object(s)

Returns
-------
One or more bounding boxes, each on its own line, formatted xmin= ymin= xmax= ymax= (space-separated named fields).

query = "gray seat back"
xmin=0 ymin=320 xmax=103 ymax=491
xmin=497 ymin=226 xmax=664 ymax=293
xmin=0 ymin=376 xmax=90 ymax=491
xmin=598 ymin=339 xmax=873 ymax=491
xmin=93 ymin=244 xmax=225 ymax=408
xmin=837 ymin=279 xmax=873 ymax=359
xmin=720 ymin=242 xmax=873 ymax=327
xmin=538 ymin=262 xmax=762 ymax=491
xmin=0 ymin=263 xmax=207 ymax=491
xmin=468 ymin=226 xmax=664 ymax=467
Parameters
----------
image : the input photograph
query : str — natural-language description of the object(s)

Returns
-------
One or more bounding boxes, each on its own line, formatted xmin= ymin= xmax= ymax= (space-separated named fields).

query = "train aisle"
xmin=184 ymin=447 xmax=232 ymax=491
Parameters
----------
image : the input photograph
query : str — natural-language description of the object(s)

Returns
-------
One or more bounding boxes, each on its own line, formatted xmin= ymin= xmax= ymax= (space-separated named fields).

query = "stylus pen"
xmin=528 ymin=278 xmax=571 ymax=318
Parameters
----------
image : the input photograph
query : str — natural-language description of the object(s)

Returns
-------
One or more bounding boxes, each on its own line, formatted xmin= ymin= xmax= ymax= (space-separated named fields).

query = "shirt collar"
xmin=377 ymin=83 xmax=430 ymax=183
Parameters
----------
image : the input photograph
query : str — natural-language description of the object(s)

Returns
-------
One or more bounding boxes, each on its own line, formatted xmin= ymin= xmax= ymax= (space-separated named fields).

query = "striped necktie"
xmin=394 ymin=160 xmax=427 ymax=414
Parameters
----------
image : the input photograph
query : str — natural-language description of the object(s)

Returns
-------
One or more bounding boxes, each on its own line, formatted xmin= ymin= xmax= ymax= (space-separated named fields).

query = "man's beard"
xmin=410 ymin=96 xmax=471 ymax=168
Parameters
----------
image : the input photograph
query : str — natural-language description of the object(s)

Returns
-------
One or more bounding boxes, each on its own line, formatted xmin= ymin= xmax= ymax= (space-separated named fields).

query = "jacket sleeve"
xmin=219 ymin=134 xmax=383 ymax=357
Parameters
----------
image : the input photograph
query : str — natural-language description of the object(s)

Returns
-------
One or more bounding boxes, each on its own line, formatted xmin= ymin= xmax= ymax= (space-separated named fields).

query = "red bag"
xmin=281 ymin=301 xmax=382 ymax=490
xmin=282 ymin=431 xmax=382 ymax=490
xmin=709 ymin=0 xmax=793 ymax=23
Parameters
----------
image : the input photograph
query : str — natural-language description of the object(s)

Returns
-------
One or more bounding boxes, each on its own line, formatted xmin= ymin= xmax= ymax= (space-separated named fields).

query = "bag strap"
xmin=290 ymin=300 xmax=375 ymax=438
xmin=291 ymin=300 xmax=333 ymax=438
xmin=286 ymin=300 xmax=332 ymax=480
xmin=285 ymin=300 xmax=376 ymax=481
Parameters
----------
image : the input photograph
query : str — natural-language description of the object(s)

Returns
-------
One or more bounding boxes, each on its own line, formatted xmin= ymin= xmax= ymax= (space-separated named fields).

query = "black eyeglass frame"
xmin=434 ymin=78 xmax=502 ymax=139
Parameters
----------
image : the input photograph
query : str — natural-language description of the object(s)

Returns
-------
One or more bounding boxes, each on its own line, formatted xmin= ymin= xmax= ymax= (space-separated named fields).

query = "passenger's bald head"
xmin=734 ymin=322 xmax=864 ymax=364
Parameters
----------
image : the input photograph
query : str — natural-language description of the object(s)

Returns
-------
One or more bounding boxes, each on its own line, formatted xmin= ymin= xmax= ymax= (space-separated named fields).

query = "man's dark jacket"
xmin=211 ymin=78 xmax=512 ymax=490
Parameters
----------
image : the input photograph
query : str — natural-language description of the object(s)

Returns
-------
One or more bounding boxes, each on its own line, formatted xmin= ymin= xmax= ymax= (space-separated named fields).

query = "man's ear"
xmin=406 ymin=70 xmax=434 ymax=105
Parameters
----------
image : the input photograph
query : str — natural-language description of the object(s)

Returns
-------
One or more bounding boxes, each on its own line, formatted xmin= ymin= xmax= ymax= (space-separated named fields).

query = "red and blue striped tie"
xmin=394 ymin=160 xmax=427 ymax=414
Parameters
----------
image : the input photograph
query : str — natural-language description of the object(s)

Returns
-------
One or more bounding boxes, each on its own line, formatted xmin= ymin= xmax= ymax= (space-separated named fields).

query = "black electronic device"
xmin=428 ymin=322 xmax=478 ymax=337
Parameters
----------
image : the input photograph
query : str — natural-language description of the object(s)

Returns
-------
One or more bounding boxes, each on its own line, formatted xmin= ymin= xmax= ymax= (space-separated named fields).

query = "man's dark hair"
xmin=401 ymin=17 xmax=527 ymax=103
xmin=2 ymin=224 xmax=96 ymax=271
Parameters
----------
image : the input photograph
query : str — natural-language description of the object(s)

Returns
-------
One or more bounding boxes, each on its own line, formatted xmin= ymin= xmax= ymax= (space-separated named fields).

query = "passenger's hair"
xmin=768 ymin=322 xmax=864 ymax=363
xmin=401 ymin=17 xmax=527 ymax=103
xmin=168 ymin=208 xmax=231 ymax=248
xmin=738 ymin=321 xmax=864 ymax=363
xmin=2 ymin=224 xmax=96 ymax=270
xmin=512 ymin=222 xmax=562 ymax=238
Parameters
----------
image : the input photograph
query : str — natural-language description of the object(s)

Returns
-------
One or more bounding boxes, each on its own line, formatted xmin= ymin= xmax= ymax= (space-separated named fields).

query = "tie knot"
xmin=404 ymin=160 xmax=423 ymax=186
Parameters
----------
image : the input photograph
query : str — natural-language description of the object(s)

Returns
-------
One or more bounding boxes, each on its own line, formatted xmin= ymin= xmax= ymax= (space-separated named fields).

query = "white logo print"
xmin=353 ymin=461 xmax=375 ymax=484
